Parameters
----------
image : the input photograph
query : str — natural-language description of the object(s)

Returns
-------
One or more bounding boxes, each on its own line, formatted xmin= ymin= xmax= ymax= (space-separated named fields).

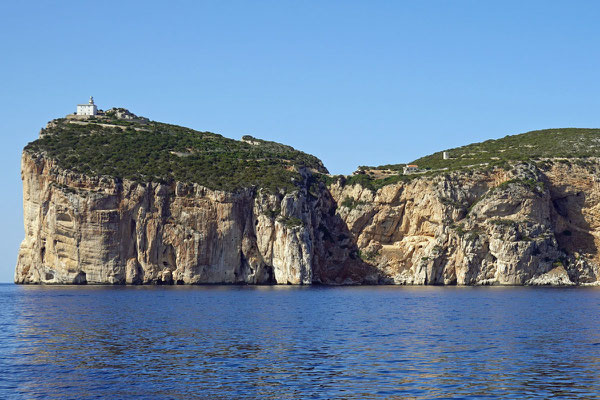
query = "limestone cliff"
xmin=15 ymin=117 xmax=600 ymax=285
xmin=16 ymin=151 xmax=373 ymax=284
xmin=331 ymin=162 xmax=600 ymax=285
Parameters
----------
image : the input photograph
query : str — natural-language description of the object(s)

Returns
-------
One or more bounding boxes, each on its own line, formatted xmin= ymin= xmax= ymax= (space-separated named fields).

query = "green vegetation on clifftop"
xmin=350 ymin=128 xmax=600 ymax=190
xmin=26 ymin=117 xmax=600 ymax=194
xmin=25 ymin=118 xmax=327 ymax=192
xmin=408 ymin=128 xmax=600 ymax=171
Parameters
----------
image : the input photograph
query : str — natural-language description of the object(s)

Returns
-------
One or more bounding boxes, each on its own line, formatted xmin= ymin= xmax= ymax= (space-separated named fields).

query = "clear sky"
xmin=1 ymin=1 xmax=600 ymax=282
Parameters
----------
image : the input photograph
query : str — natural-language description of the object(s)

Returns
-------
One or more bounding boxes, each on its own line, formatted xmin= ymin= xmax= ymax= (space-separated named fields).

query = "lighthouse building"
xmin=77 ymin=96 xmax=98 ymax=116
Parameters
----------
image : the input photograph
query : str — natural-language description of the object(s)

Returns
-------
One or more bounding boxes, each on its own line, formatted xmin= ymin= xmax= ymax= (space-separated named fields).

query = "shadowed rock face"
xmin=15 ymin=148 xmax=600 ymax=286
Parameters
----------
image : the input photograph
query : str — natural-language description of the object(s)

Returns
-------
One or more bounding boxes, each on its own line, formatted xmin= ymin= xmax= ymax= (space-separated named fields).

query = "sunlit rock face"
xmin=15 ymin=152 xmax=368 ymax=285
xmin=16 ymin=149 xmax=600 ymax=286
xmin=331 ymin=162 xmax=600 ymax=285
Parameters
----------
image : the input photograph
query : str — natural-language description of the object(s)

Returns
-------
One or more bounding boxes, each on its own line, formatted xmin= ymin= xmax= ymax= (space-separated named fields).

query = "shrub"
xmin=489 ymin=218 xmax=518 ymax=228
xmin=341 ymin=197 xmax=366 ymax=210
xmin=358 ymin=249 xmax=380 ymax=262
xmin=451 ymin=223 xmax=467 ymax=237
xmin=264 ymin=207 xmax=281 ymax=219
xmin=277 ymin=216 xmax=303 ymax=228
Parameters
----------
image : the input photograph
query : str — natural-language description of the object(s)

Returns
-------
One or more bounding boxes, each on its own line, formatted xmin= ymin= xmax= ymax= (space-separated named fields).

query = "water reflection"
xmin=1 ymin=284 xmax=599 ymax=399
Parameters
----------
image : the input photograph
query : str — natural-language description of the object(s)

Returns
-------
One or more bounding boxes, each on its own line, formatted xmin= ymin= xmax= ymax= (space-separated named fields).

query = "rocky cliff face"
xmin=331 ymin=162 xmax=600 ymax=285
xmin=16 ymin=152 xmax=367 ymax=285
xmin=16 ymin=149 xmax=600 ymax=286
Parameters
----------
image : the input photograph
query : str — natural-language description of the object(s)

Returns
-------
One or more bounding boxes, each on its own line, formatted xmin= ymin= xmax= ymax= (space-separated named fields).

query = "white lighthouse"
xmin=76 ymin=96 xmax=98 ymax=116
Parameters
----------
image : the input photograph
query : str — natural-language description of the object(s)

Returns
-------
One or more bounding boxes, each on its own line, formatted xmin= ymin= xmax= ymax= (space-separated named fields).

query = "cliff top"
xmin=25 ymin=111 xmax=600 ymax=193
xmin=382 ymin=128 xmax=600 ymax=171
xmin=24 ymin=113 xmax=327 ymax=192
xmin=341 ymin=128 xmax=600 ymax=191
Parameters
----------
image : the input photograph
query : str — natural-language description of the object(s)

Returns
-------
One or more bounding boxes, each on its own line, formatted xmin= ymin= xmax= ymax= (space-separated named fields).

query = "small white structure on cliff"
xmin=403 ymin=164 xmax=419 ymax=174
xmin=76 ymin=96 xmax=97 ymax=116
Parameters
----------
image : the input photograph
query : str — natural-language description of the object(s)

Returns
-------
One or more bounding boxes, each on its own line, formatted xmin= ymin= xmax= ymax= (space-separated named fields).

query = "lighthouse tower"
xmin=76 ymin=96 xmax=98 ymax=116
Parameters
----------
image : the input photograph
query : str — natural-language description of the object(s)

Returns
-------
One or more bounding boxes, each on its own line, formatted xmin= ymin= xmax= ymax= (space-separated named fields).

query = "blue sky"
xmin=1 ymin=1 xmax=600 ymax=282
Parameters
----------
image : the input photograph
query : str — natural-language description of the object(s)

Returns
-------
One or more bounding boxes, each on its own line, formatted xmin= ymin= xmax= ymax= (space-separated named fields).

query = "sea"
xmin=1 ymin=284 xmax=599 ymax=399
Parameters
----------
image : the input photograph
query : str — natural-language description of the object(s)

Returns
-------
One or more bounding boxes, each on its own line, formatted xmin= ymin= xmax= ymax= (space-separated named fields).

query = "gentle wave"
xmin=1 ymin=285 xmax=599 ymax=399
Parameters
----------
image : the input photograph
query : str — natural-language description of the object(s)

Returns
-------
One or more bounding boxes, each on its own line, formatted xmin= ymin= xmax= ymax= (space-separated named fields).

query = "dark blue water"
xmin=1 ymin=284 xmax=599 ymax=399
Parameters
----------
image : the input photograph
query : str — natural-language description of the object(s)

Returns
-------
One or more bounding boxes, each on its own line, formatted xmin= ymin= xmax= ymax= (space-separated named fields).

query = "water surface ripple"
xmin=1 ymin=284 xmax=599 ymax=399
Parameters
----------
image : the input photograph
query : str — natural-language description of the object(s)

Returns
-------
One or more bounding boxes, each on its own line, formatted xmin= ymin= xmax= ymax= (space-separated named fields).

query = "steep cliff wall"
xmin=16 ymin=118 xmax=600 ymax=286
xmin=15 ymin=152 xmax=367 ymax=285
xmin=331 ymin=162 xmax=600 ymax=285
xmin=18 ymin=151 xmax=600 ymax=285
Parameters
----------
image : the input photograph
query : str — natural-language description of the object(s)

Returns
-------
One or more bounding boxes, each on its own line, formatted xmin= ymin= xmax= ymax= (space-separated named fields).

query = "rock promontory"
xmin=16 ymin=114 xmax=600 ymax=285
